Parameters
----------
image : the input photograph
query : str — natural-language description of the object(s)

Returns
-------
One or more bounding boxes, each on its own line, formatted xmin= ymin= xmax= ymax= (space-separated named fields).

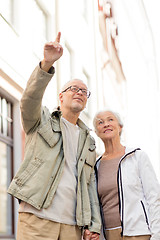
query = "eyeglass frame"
xmin=61 ymin=85 xmax=91 ymax=98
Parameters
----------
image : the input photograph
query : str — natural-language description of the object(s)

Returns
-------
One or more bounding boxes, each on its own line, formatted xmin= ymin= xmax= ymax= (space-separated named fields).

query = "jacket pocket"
xmin=84 ymin=139 xmax=96 ymax=183
xmin=88 ymin=136 xmax=96 ymax=152
xmin=87 ymin=138 xmax=96 ymax=166
xmin=85 ymin=158 xmax=94 ymax=167
xmin=140 ymin=200 xmax=150 ymax=227
xmin=38 ymin=121 xmax=61 ymax=147
xmin=15 ymin=157 xmax=44 ymax=187
xmin=84 ymin=159 xmax=94 ymax=183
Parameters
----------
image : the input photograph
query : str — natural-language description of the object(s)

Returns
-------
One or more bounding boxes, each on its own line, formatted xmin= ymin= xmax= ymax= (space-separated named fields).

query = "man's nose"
xmin=77 ymin=89 xmax=83 ymax=95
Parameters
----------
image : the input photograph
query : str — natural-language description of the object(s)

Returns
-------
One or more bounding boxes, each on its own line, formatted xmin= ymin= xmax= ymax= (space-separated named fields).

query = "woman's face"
xmin=95 ymin=111 xmax=122 ymax=141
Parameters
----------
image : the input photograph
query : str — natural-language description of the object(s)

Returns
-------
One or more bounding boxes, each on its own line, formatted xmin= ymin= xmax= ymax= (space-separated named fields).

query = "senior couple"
xmin=8 ymin=33 xmax=160 ymax=240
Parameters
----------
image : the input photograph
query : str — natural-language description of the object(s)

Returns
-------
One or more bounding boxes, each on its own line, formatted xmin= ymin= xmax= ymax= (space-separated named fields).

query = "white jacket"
xmin=95 ymin=147 xmax=160 ymax=240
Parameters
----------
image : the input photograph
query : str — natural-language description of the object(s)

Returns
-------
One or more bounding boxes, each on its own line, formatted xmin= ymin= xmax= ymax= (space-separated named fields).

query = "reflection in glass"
xmin=2 ymin=98 xmax=8 ymax=136
xmin=0 ymin=97 xmax=13 ymax=137
xmin=0 ymin=141 xmax=12 ymax=235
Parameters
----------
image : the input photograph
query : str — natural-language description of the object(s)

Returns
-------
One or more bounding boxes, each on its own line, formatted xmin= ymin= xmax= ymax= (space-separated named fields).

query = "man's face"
xmin=59 ymin=80 xmax=89 ymax=113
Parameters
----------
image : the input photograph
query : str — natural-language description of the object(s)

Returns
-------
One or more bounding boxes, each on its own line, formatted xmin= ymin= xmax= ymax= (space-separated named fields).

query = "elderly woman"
xmin=93 ymin=110 xmax=160 ymax=240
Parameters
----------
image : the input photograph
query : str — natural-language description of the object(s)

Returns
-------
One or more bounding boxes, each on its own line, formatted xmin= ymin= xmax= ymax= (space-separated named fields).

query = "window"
xmin=60 ymin=43 xmax=73 ymax=88
xmin=98 ymin=0 xmax=126 ymax=82
xmin=82 ymin=70 xmax=90 ymax=114
xmin=31 ymin=0 xmax=48 ymax=56
xmin=82 ymin=0 xmax=88 ymax=21
xmin=0 ymin=96 xmax=14 ymax=238
xmin=79 ymin=0 xmax=88 ymax=21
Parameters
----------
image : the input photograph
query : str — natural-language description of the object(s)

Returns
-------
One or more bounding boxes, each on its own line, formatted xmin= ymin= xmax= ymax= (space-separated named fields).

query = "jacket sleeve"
xmin=88 ymin=168 xmax=102 ymax=234
xmin=138 ymin=150 xmax=160 ymax=240
xmin=20 ymin=65 xmax=55 ymax=134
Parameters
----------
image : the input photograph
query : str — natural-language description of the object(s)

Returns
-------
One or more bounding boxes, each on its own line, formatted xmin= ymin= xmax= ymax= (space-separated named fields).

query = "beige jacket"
xmin=7 ymin=65 xmax=101 ymax=233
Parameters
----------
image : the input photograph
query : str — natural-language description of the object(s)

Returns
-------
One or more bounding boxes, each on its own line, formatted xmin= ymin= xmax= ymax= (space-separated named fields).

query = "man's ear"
xmin=59 ymin=92 xmax=63 ymax=103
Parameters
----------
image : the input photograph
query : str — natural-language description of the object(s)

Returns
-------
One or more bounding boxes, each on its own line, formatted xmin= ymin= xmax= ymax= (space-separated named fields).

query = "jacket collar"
xmin=51 ymin=106 xmax=91 ymax=134
xmin=51 ymin=106 xmax=62 ymax=119
xmin=77 ymin=118 xmax=91 ymax=134
xmin=124 ymin=146 xmax=140 ymax=155
xmin=95 ymin=147 xmax=141 ymax=168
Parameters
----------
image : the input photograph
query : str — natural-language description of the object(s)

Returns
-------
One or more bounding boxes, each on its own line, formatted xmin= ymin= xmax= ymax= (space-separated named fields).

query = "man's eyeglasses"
xmin=62 ymin=86 xmax=91 ymax=98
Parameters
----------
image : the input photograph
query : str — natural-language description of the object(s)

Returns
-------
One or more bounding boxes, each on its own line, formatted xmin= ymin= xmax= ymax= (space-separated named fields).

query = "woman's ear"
xmin=119 ymin=125 xmax=123 ymax=136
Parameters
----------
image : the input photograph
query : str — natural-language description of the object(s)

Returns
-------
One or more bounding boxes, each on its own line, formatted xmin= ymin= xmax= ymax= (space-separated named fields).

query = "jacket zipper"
xmin=95 ymin=156 xmax=107 ymax=238
xmin=117 ymin=148 xmax=141 ymax=236
xmin=140 ymin=200 xmax=150 ymax=228
xmin=117 ymin=163 xmax=124 ymax=236
xmin=95 ymin=148 xmax=141 ymax=238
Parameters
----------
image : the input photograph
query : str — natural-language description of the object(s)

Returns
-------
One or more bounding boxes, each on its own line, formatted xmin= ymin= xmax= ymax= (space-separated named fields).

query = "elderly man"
xmin=8 ymin=32 xmax=101 ymax=240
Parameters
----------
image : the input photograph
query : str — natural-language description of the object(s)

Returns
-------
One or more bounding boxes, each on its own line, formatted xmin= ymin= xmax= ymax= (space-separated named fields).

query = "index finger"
xmin=55 ymin=32 xmax=61 ymax=43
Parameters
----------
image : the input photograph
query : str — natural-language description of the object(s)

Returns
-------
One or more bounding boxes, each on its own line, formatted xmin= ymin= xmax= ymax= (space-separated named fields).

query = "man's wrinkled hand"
xmin=83 ymin=229 xmax=92 ymax=240
xmin=83 ymin=229 xmax=99 ymax=240
xmin=41 ymin=32 xmax=63 ymax=72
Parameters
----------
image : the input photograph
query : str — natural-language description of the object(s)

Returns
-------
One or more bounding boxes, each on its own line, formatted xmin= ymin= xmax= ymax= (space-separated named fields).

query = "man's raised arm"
xmin=20 ymin=32 xmax=63 ymax=134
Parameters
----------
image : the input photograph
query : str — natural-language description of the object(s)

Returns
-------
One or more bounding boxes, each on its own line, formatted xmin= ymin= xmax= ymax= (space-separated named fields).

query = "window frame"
xmin=0 ymin=95 xmax=14 ymax=239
